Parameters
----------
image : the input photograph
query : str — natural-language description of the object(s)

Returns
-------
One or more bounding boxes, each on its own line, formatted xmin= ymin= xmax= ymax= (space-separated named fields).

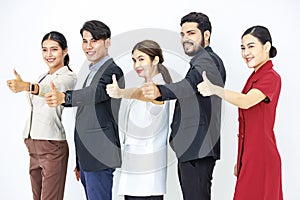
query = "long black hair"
xmin=41 ymin=31 xmax=72 ymax=71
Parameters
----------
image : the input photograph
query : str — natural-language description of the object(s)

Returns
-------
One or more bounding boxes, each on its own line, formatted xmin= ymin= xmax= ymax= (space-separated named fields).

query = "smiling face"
xmin=132 ymin=49 xmax=158 ymax=82
xmin=81 ymin=30 xmax=110 ymax=64
xmin=180 ymin=22 xmax=206 ymax=56
xmin=42 ymin=39 xmax=66 ymax=74
xmin=241 ymin=34 xmax=270 ymax=71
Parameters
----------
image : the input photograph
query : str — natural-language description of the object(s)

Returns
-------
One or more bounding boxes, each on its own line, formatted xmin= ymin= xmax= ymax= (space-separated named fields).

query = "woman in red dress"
xmin=197 ymin=25 xmax=283 ymax=200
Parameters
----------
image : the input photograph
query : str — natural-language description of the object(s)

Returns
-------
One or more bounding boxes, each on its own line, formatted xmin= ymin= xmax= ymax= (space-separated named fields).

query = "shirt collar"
xmin=53 ymin=66 xmax=68 ymax=74
xmin=49 ymin=66 xmax=69 ymax=76
xmin=89 ymin=55 xmax=110 ymax=71
xmin=190 ymin=46 xmax=209 ymax=65
xmin=250 ymin=60 xmax=274 ymax=81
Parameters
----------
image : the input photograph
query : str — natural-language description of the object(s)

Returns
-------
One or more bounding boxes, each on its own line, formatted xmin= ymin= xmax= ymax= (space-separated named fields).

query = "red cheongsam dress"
xmin=233 ymin=60 xmax=283 ymax=200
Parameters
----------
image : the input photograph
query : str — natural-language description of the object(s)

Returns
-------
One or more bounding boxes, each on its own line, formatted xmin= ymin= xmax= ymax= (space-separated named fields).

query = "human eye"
xmin=188 ymin=31 xmax=195 ymax=36
xmin=91 ymin=39 xmax=97 ymax=43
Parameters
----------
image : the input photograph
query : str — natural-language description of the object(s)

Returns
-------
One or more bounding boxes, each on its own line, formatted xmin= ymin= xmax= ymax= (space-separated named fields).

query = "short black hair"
xmin=80 ymin=20 xmax=111 ymax=40
xmin=180 ymin=12 xmax=212 ymax=34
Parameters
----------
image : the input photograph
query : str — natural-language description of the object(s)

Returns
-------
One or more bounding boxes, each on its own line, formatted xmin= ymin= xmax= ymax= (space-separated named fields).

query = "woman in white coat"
xmin=107 ymin=40 xmax=172 ymax=200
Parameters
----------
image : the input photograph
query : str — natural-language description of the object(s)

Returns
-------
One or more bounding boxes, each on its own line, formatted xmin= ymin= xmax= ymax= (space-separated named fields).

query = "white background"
xmin=0 ymin=0 xmax=299 ymax=199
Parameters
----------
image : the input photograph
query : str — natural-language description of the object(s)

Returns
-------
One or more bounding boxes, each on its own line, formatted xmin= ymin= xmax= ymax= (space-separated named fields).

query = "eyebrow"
xmin=186 ymin=29 xmax=196 ymax=33
xmin=241 ymin=42 xmax=256 ymax=47
xmin=42 ymin=45 xmax=59 ymax=49
xmin=133 ymin=55 xmax=145 ymax=59
xmin=82 ymin=37 xmax=94 ymax=41
xmin=181 ymin=29 xmax=195 ymax=34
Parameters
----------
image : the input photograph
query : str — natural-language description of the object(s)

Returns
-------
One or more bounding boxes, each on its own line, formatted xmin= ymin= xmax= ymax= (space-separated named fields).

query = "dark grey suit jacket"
xmin=157 ymin=47 xmax=226 ymax=162
xmin=64 ymin=58 xmax=124 ymax=171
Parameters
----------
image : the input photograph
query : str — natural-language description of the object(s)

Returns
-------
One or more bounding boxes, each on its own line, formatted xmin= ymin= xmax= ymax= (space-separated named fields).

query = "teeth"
xmin=184 ymin=43 xmax=192 ymax=49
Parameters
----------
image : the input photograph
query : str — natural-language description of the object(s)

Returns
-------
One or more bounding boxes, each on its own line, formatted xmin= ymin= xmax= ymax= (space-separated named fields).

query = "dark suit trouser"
xmin=79 ymin=164 xmax=115 ymax=200
xmin=24 ymin=138 xmax=69 ymax=200
xmin=178 ymin=157 xmax=216 ymax=200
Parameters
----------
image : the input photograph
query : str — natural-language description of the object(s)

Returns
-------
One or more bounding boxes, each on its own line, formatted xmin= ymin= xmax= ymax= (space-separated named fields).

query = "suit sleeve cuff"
xmin=62 ymin=90 xmax=72 ymax=107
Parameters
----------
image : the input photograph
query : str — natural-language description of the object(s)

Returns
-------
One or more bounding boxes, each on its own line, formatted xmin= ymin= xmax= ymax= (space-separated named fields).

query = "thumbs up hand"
xmin=144 ymin=68 xmax=153 ymax=83
xmin=13 ymin=69 xmax=23 ymax=81
xmin=197 ymin=71 xmax=215 ymax=97
xmin=45 ymin=80 xmax=65 ymax=107
xmin=106 ymin=74 xmax=123 ymax=98
xmin=6 ymin=69 xmax=28 ymax=93
xmin=49 ymin=80 xmax=57 ymax=92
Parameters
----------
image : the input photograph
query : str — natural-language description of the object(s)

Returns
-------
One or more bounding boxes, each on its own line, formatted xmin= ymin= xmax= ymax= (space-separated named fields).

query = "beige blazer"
xmin=23 ymin=66 xmax=76 ymax=140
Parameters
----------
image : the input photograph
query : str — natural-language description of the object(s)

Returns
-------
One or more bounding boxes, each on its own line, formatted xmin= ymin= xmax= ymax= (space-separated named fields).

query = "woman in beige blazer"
xmin=7 ymin=31 xmax=76 ymax=200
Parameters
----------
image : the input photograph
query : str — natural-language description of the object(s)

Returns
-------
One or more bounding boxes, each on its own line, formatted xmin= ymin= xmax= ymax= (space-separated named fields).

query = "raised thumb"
xmin=13 ymin=69 xmax=21 ymax=80
xmin=112 ymin=74 xmax=117 ymax=85
xmin=202 ymin=71 xmax=209 ymax=82
xmin=50 ymin=80 xmax=57 ymax=91
xmin=144 ymin=69 xmax=152 ymax=83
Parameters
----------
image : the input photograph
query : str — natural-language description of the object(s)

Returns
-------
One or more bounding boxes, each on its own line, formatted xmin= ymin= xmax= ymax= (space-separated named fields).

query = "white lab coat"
xmin=117 ymin=74 xmax=169 ymax=196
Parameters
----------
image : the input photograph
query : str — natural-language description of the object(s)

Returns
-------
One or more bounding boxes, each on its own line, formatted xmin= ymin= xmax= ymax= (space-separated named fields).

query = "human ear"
xmin=104 ymin=38 xmax=111 ymax=48
xmin=264 ymin=41 xmax=271 ymax=52
xmin=204 ymin=30 xmax=211 ymax=41
xmin=153 ymin=56 xmax=159 ymax=66
xmin=63 ymin=48 xmax=68 ymax=57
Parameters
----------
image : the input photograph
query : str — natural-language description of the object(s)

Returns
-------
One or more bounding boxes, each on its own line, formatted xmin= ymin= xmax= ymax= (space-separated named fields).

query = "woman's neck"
xmin=49 ymin=65 xmax=64 ymax=74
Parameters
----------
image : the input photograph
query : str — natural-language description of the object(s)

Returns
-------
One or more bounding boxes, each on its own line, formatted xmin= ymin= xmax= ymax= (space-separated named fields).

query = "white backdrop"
xmin=0 ymin=0 xmax=299 ymax=199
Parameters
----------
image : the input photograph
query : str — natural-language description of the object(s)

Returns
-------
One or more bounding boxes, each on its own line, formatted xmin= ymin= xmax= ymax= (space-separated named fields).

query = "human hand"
xmin=74 ymin=167 xmax=80 ymax=181
xmin=234 ymin=163 xmax=238 ymax=177
xmin=144 ymin=67 xmax=152 ymax=83
xmin=106 ymin=74 xmax=123 ymax=98
xmin=197 ymin=71 xmax=215 ymax=96
xmin=141 ymin=82 xmax=160 ymax=100
xmin=45 ymin=81 xmax=65 ymax=107
xmin=7 ymin=69 xmax=29 ymax=93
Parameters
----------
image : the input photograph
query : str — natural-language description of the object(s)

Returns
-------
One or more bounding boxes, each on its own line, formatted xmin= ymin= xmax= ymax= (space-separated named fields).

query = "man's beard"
xmin=183 ymin=41 xmax=204 ymax=57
